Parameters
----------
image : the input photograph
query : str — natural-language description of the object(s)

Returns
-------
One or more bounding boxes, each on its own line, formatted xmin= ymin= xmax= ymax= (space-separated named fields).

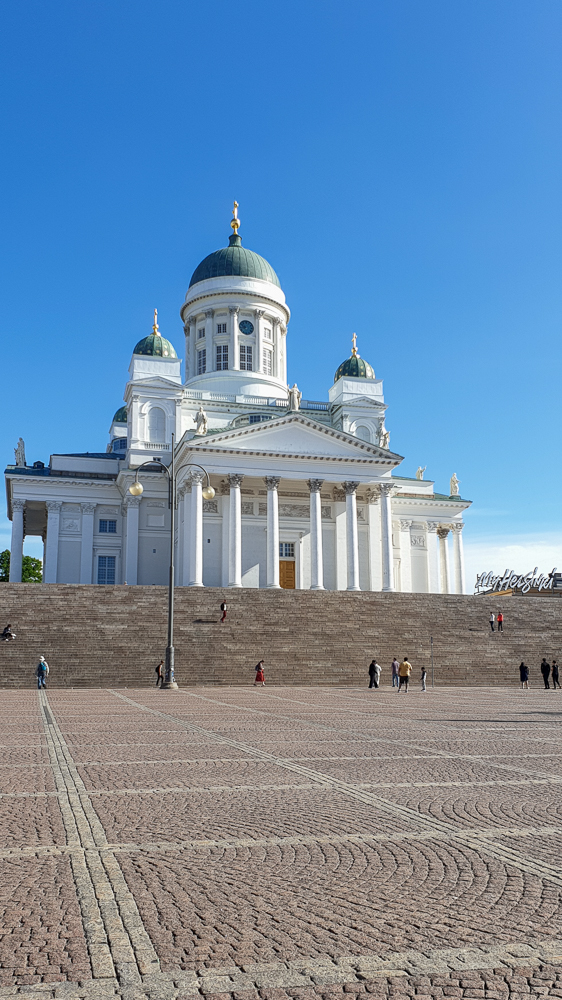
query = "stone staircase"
xmin=0 ymin=584 xmax=560 ymax=688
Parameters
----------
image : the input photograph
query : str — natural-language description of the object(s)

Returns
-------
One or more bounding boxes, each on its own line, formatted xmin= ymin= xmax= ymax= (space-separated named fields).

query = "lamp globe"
xmin=129 ymin=481 xmax=143 ymax=496
xmin=202 ymin=485 xmax=215 ymax=500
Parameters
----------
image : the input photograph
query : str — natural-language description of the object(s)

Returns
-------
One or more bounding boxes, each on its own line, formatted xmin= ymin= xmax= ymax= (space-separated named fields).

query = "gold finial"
xmin=231 ymin=200 xmax=240 ymax=234
xmin=152 ymin=308 xmax=159 ymax=335
xmin=351 ymin=332 xmax=359 ymax=357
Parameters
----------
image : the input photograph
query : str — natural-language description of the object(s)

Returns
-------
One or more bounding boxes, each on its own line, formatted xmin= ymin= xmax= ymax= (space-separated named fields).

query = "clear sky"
xmin=1 ymin=0 xmax=561 ymax=587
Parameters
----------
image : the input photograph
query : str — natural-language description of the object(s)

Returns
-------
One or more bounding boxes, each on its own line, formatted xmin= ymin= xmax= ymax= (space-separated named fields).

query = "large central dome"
xmin=189 ymin=233 xmax=281 ymax=289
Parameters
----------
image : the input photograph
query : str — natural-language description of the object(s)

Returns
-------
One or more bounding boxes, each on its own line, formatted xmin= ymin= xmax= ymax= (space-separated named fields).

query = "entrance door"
xmin=279 ymin=560 xmax=296 ymax=589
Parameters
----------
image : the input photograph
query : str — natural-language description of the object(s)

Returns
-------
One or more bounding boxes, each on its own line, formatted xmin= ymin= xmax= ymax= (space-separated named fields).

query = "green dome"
xmin=334 ymin=351 xmax=375 ymax=383
xmin=113 ymin=406 xmax=127 ymax=423
xmin=189 ymin=234 xmax=281 ymax=288
xmin=133 ymin=333 xmax=177 ymax=358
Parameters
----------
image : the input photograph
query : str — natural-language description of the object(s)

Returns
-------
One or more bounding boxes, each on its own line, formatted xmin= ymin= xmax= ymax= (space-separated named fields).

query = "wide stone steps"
xmin=0 ymin=584 xmax=560 ymax=688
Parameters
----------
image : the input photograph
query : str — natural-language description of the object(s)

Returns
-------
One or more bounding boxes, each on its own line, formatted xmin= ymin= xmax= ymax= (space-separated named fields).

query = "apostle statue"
xmin=194 ymin=405 xmax=208 ymax=436
xmin=380 ymin=426 xmax=390 ymax=450
xmin=450 ymin=472 xmax=460 ymax=496
xmin=416 ymin=466 xmax=426 ymax=481
xmin=14 ymin=438 xmax=26 ymax=468
xmin=288 ymin=383 xmax=302 ymax=411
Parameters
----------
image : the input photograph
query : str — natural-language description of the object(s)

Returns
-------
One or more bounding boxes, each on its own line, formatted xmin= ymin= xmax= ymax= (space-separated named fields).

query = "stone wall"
xmin=0 ymin=584 xmax=560 ymax=688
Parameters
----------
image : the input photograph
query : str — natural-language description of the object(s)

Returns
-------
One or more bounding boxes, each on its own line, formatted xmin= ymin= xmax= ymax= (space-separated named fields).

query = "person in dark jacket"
xmin=552 ymin=659 xmax=560 ymax=690
xmin=540 ymin=658 xmax=551 ymax=690
xmin=519 ymin=662 xmax=529 ymax=689
xmin=368 ymin=659 xmax=381 ymax=689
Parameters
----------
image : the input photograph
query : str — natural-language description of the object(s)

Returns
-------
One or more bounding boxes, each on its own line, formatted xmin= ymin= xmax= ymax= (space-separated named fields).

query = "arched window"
xmin=148 ymin=407 xmax=166 ymax=442
xmin=354 ymin=424 xmax=371 ymax=443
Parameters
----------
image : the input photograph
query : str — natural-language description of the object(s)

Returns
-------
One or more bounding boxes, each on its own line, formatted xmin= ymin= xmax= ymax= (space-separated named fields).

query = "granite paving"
xmin=0 ymin=686 xmax=561 ymax=998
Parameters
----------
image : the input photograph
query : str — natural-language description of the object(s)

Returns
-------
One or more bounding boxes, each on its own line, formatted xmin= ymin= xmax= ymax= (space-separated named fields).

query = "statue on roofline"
xmin=14 ymin=438 xmax=26 ymax=468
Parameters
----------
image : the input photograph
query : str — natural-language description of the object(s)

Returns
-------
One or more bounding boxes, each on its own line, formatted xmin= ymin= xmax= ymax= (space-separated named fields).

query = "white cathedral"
xmin=6 ymin=205 xmax=470 ymax=593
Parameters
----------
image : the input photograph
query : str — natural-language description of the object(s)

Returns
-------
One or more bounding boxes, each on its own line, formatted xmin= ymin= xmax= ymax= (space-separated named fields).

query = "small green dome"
xmin=133 ymin=310 xmax=177 ymax=358
xmin=189 ymin=234 xmax=281 ymax=288
xmin=113 ymin=406 xmax=127 ymax=423
xmin=133 ymin=333 xmax=177 ymax=358
xmin=334 ymin=345 xmax=375 ymax=383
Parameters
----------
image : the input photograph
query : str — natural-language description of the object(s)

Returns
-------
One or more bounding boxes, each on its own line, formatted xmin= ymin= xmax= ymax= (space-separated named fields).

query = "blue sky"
xmin=1 ymin=0 xmax=561 ymax=585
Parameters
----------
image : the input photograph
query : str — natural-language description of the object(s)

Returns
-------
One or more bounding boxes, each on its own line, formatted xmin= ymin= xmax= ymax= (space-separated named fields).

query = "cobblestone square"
xmin=1 ymin=686 xmax=561 ymax=998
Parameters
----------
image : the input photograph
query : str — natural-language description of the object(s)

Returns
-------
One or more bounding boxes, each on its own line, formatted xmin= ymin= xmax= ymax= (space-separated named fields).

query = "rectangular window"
xmin=279 ymin=542 xmax=295 ymax=558
xmin=99 ymin=520 xmax=117 ymax=534
xmin=264 ymin=327 xmax=272 ymax=340
xmin=217 ymin=322 xmax=227 ymax=334
xmin=197 ymin=328 xmax=205 ymax=339
xmin=263 ymin=349 xmax=273 ymax=376
xmin=97 ymin=556 xmax=116 ymax=585
xmin=197 ymin=349 xmax=206 ymax=374
xmin=216 ymin=344 xmax=229 ymax=370
xmin=240 ymin=344 xmax=253 ymax=371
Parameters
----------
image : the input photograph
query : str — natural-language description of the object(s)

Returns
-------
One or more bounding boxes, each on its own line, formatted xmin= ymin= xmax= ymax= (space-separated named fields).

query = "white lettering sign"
xmin=475 ymin=568 xmax=557 ymax=595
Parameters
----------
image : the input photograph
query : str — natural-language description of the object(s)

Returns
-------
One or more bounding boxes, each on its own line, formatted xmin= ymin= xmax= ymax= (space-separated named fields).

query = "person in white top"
xmin=489 ymin=613 xmax=495 ymax=633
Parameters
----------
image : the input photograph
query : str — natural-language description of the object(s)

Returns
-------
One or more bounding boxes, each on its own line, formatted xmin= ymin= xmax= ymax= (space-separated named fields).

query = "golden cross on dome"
xmin=351 ymin=332 xmax=358 ymax=356
xmin=231 ymin=200 xmax=240 ymax=234
xmin=152 ymin=309 xmax=159 ymax=334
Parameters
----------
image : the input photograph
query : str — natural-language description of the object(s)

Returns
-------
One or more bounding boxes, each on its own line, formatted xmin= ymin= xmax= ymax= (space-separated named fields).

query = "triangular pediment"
xmin=126 ymin=376 xmax=182 ymax=391
xmin=188 ymin=413 xmax=403 ymax=463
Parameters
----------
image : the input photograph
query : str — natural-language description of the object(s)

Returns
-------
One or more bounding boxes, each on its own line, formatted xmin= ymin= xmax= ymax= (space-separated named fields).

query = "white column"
xmin=205 ymin=309 xmax=214 ymax=371
xmin=255 ymin=309 xmax=265 ymax=374
xmin=44 ymin=501 xmax=62 ymax=584
xmin=334 ymin=498 xmax=347 ymax=590
xmin=130 ymin=394 xmax=140 ymax=449
xmin=343 ymin=481 xmax=360 ymax=592
xmin=265 ymin=476 xmax=280 ymax=588
xmin=124 ymin=497 xmax=140 ymax=585
xmin=438 ymin=527 xmax=451 ymax=594
xmin=9 ymin=499 xmax=25 ymax=582
xmin=451 ymin=523 xmax=466 ymax=594
xmin=189 ymin=471 xmax=204 ymax=587
xmin=426 ymin=522 xmax=440 ymax=593
xmin=79 ymin=503 xmax=95 ymax=584
xmin=307 ymin=479 xmax=324 ymax=590
xmin=228 ymin=473 xmax=243 ymax=587
xmin=398 ymin=520 xmax=413 ymax=593
xmin=180 ymin=483 xmax=191 ymax=586
xmin=366 ymin=489 xmax=382 ymax=591
xmin=229 ymin=306 xmax=240 ymax=370
xmin=380 ymin=484 xmax=395 ymax=592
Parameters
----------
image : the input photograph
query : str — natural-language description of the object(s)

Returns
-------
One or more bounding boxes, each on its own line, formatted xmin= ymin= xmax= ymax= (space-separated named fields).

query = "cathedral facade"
xmin=5 ymin=208 xmax=470 ymax=593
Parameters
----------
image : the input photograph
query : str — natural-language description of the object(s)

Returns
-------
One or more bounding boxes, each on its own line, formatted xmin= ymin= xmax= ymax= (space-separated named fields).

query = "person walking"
xmin=551 ymin=659 xmax=560 ymax=689
xmin=391 ymin=657 xmax=400 ymax=689
xmin=254 ymin=660 xmax=265 ymax=687
xmin=497 ymin=611 xmax=504 ymax=633
xmin=489 ymin=613 xmax=495 ymax=632
xmin=220 ymin=600 xmax=227 ymax=624
xmin=36 ymin=656 xmax=49 ymax=690
xmin=421 ymin=665 xmax=427 ymax=692
xmin=398 ymin=657 xmax=412 ymax=692
xmin=540 ymin=658 xmax=551 ymax=690
xmin=368 ymin=659 xmax=381 ymax=689
xmin=155 ymin=660 xmax=164 ymax=687
xmin=519 ymin=662 xmax=529 ymax=690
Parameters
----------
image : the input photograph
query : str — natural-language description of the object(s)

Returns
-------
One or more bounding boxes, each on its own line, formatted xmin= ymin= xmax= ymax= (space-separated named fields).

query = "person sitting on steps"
xmin=1 ymin=624 xmax=16 ymax=641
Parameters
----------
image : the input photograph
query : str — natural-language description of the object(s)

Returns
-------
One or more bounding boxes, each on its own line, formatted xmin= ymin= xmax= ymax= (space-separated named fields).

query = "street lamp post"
xmin=128 ymin=434 xmax=215 ymax=688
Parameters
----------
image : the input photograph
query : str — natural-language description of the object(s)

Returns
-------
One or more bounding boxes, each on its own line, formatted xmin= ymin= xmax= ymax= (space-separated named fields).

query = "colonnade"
xmin=8 ymin=486 xmax=466 ymax=593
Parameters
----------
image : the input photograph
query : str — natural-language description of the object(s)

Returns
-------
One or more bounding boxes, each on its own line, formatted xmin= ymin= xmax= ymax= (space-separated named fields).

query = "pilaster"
xmin=79 ymin=503 xmax=96 ymax=585
xmin=44 ymin=501 xmax=62 ymax=584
